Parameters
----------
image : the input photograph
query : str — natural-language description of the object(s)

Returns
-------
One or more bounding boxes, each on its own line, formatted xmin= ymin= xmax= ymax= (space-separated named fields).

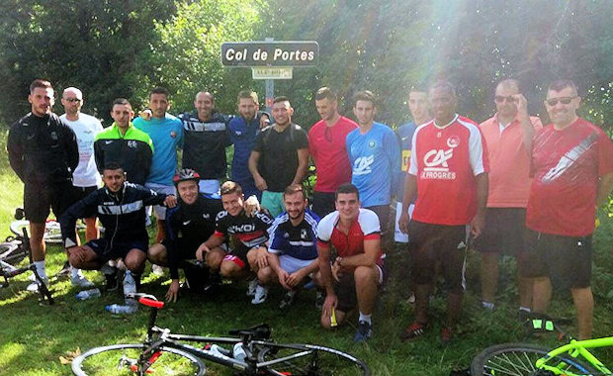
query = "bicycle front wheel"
xmin=471 ymin=343 xmax=598 ymax=375
xmin=257 ymin=343 xmax=370 ymax=376
xmin=72 ymin=343 xmax=205 ymax=376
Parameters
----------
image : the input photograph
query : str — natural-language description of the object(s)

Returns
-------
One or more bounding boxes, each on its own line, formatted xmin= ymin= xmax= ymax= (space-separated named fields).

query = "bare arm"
xmin=292 ymin=148 xmax=310 ymax=185
xmin=470 ymin=172 xmax=489 ymax=238
xmin=514 ymin=94 xmax=537 ymax=157
xmin=399 ymin=174 xmax=417 ymax=233
xmin=248 ymin=150 xmax=267 ymax=191
xmin=336 ymin=238 xmax=380 ymax=269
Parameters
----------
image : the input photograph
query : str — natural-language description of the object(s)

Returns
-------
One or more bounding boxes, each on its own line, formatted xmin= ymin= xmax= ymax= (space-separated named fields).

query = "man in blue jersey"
xmin=134 ymin=87 xmax=184 ymax=243
xmin=346 ymin=90 xmax=401 ymax=234
xmin=255 ymin=184 xmax=322 ymax=309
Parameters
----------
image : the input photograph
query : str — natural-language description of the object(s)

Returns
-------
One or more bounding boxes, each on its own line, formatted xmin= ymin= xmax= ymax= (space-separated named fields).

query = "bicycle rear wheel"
xmin=0 ymin=241 xmax=26 ymax=265
xmin=72 ymin=343 xmax=205 ymax=376
xmin=471 ymin=343 xmax=598 ymax=375
xmin=256 ymin=343 xmax=370 ymax=376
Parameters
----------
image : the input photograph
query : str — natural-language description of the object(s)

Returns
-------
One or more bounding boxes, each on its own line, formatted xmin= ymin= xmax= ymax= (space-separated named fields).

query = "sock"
xmin=482 ymin=301 xmax=495 ymax=310
xmin=358 ymin=312 xmax=372 ymax=325
xmin=34 ymin=261 xmax=47 ymax=278
xmin=519 ymin=306 xmax=531 ymax=312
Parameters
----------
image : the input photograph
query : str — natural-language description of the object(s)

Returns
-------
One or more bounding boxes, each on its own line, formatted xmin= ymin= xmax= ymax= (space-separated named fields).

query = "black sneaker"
xmin=353 ymin=321 xmax=372 ymax=343
xmin=279 ymin=290 xmax=296 ymax=310
xmin=104 ymin=268 xmax=119 ymax=292
xmin=315 ymin=290 xmax=325 ymax=311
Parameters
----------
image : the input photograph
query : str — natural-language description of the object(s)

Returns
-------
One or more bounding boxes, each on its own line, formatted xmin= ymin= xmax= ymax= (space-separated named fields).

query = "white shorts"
xmin=198 ymin=179 xmax=220 ymax=195
xmin=145 ymin=183 xmax=176 ymax=219
xmin=394 ymin=201 xmax=414 ymax=243
xmin=279 ymin=254 xmax=315 ymax=275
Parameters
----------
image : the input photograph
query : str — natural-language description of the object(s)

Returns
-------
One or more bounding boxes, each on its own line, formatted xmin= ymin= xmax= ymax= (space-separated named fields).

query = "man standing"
xmin=308 ymin=87 xmax=358 ymax=218
xmin=318 ymin=183 xmax=384 ymax=343
xmin=94 ymin=98 xmax=154 ymax=186
xmin=256 ymin=184 xmax=322 ymax=309
xmin=475 ymin=79 xmax=542 ymax=315
xmin=249 ymin=97 xmax=309 ymax=217
xmin=228 ymin=90 xmax=269 ymax=200
xmin=134 ymin=87 xmax=184 ymax=243
xmin=524 ymin=80 xmax=613 ymax=340
xmin=7 ymin=79 xmax=79 ymax=291
xmin=393 ymin=87 xmax=431 ymax=243
xmin=179 ymin=91 xmax=231 ymax=194
xmin=346 ymin=90 xmax=400 ymax=234
xmin=399 ymin=80 xmax=489 ymax=344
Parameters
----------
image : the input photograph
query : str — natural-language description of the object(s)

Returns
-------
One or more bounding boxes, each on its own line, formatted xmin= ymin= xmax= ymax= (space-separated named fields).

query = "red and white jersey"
xmin=408 ymin=114 xmax=489 ymax=225
xmin=527 ymin=118 xmax=613 ymax=236
xmin=317 ymin=209 xmax=382 ymax=260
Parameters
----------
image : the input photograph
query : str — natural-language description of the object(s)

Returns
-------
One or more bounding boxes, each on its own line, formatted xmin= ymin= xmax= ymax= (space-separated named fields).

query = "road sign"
xmin=221 ymin=41 xmax=319 ymax=67
xmin=252 ymin=67 xmax=293 ymax=80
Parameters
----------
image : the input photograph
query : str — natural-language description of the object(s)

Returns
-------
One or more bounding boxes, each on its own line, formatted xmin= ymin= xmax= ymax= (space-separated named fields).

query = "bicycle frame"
xmin=536 ymin=337 xmax=613 ymax=375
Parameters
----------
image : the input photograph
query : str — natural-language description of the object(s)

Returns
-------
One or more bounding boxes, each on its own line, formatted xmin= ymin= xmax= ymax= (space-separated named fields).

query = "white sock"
xmin=358 ymin=312 xmax=372 ymax=325
xmin=482 ymin=301 xmax=495 ymax=310
xmin=519 ymin=306 xmax=531 ymax=312
xmin=34 ymin=261 xmax=47 ymax=278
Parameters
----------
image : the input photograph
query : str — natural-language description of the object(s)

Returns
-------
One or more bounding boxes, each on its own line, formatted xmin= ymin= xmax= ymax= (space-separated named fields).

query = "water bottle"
xmin=123 ymin=270 xmax=137 ymax=306
xmin=233 ymin=342 xmax=247 ymax=362
xmin=105 ymin=304 xmax=138 ymax=314
xmin=207 ymin=344 xmax=231 ymax=359
xmin=75 ymin=288 xmax=101 ymax=300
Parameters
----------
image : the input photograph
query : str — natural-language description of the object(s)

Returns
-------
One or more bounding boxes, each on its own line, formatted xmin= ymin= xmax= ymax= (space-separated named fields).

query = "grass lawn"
xmin=1 ymin=154 xmax=613 ymax=375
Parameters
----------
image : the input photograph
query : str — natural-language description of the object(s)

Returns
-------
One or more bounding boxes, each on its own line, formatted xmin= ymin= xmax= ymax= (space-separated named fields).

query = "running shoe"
xmin=26 ymin=275 xmax=49 ymax=292
xmin=353 ymin=321 xmax=372 ymax=343
xmin=440 ymin=326 xmax=454 ymax=345
xmin=246 ymin=278 xmax=258 ymax=296
xmin=315 ymin=290 xmax=325 ymax=311
xmin=400 ymin=321 xmax=429 ymax=341
xmin=251 ymin=284 xmax=268 ymax=305
xmin=71 ymin=274 xmax=94 ymax=288
xmin=279 ymin=290 xmax=296 ymax=310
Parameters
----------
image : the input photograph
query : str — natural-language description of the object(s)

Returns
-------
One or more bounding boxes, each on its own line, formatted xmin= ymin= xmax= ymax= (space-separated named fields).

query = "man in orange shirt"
xmin=475 ymin=79 xmax=542 ymax=316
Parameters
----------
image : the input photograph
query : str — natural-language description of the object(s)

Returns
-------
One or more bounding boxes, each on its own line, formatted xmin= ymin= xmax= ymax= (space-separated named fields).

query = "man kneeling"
xmin=60 ymin=164 xmax=177 ymax=291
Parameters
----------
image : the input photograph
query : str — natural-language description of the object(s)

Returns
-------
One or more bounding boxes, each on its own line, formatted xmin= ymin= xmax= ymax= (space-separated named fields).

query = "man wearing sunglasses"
xmin=524 ymin=80 xmax=613 ymax=339
xmin=474 ymin=79 xmax=542 ymax=317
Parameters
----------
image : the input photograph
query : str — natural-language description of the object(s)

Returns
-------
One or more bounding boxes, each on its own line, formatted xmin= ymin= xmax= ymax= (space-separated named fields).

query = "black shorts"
xmin=86 ymin=238 xmax=148 ymax=263
xmin=74 ymin=186 xmax=98 ymax=202
xmin=161 ymin=239 xmax=198 ymax=261
xmin=521 ymin=230 xmax=592 ymax=289
xmin=334 ymin=264 xmax=384 ymax=313
xmin=473 ymin=208 xmax=526 ymax=256
xmin=408 ymin=220 xmax=467 ymax=293
xmin=24 ymin=181 xmax=77 ymax=223
xmin=365 ymin=204 xmax=391 ymax=235
xmin=312 ymin=191 xmax=336 ymax=218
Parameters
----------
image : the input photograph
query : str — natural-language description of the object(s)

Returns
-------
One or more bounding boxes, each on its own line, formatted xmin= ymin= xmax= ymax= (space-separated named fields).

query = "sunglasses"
xmin=64 ymin=98 xmax=82 ymax=103
xmin=545 ymin=97 xmax=576 ymax=106
xmin=494 ymin=96 xmax=517 ymax=103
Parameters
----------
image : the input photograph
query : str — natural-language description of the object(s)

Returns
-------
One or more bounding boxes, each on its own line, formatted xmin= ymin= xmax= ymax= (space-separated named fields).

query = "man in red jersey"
xmin=308 ymin=87 xmax=358 ymax=218
xmin=398 ymin=80 xmax=489 ymax=344
xmin=475 ymin=79 xmax=542 ymax=316
xmin=524 ymin=80 xmax=613 ymax=340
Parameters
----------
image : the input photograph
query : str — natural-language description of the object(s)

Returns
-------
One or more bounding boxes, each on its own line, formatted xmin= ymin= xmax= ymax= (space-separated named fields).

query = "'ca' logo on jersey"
xmin=353 ymin=155 xmax=374 ymax=176
xmin=423 ymin=149 xmax=453 ymax=171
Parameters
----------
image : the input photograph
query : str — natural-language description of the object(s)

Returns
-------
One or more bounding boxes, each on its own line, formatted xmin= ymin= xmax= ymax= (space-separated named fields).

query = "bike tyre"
xmin=471 ymin=342 xmax=599 ymax=375
xmin=71 ymin=343 xmax=206 ymax=376
xmin=256 ymin=342 xmax=370 ymax=376
xmin=0 ymin=241 xmax=26 ymax=265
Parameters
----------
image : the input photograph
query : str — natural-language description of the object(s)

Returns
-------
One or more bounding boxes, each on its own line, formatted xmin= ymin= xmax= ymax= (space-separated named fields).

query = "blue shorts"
xmin=86 ymin=238 xmax=148 ymax=262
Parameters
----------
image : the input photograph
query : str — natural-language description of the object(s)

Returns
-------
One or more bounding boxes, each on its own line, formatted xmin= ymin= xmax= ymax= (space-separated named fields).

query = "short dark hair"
xmin=335 ymin=183 xmax=360 ymax=200
xmin=315 ymin=87 xmax=337 ymax=101
xmin=112 ymin=98 xmax=131 ymax=107
xmin=429 ymin=80 xmax=456 ymax=97
xmin=548 ymin=79 xmax=578 ymax=95
xmin=150 ymin=87 xmax=169 ymax=98
xmin=30 ymin=79 xmax=52 ymax=94
xmin=283 ymin=184 xmax=306 ymax=200
xmin=103 ymin=162 xmax=124 ymax=172
xmin=352 ymin=90 xmax=377 ymax=107
xmin=273 ymin=96 xmax=290 ymax=105
xmin=237 ymin=90 xmax=259 ymax=105
xmin=220 ymin=181 xmax=243 ymax=196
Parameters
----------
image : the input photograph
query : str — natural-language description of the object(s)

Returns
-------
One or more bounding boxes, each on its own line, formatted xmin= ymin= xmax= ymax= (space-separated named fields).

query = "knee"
xmin=124 ymin=252 xmax=146 ymax=273
xmin=220 ymin=261 xmax=236 ymax=278
xmin=206 ymin=251 xmax=223 ymax=270
xmin=147 ymin=246 xmax=167 ymax=265
xmin=257 ymin=267 xmax=273 ymax=284
xmin=354 ymin=265 xmax=377 ymax=285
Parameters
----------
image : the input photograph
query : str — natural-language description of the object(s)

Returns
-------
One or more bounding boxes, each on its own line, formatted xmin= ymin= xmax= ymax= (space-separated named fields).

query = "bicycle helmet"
xmin=173 ymin=168 xmax=201 ymax=185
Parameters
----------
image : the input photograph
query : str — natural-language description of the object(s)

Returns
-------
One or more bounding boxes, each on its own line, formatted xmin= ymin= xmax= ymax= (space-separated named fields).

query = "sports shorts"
xmin=394 ymin=201 xmax=414 ymax=243
xmin=473 ymin=208 xmax=526 ymax=256
xmin=279 ymin=254 xmax=316 ymax=274
xmin=261 ymin=191 xmax=284 ymax=218
xmin=408 ymin=220 xmax=467 ymax=293
xmin=335 ymin=264 xmax=384 ymax=313
xmin=222 ymin=244 xmax=257 ymax=269
xmin=365 ymin=204 xmax=390 ymax=235
xmin=24 ymin=181 xmax=77 ymax=223
xmin=86 ymin=238 xmax=148 ymax=263
xmin=521 ymin=229 xmax=592 ymax=289
xmin=145 ymin=182 xmax=175 ymax=220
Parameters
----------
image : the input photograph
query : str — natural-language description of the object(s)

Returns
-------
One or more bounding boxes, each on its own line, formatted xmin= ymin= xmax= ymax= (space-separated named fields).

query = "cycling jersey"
xmin=165 ymin=193 xmax=223 ymax=279
xmin=8 ymin=112 xmax=79 ymax=184
xmin=214 ymin=209 xmax=274 ymax=254
xmin=180 ymin=111 xmax=232 ymax=179
xmin=94 ymin=123 xmax=154 ymax=185
xmin=268 ymin=209 xmax=320 ymax=260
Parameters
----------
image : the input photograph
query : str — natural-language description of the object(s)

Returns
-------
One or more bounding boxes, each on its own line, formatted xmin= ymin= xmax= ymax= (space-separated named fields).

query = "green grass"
xmin=1 ymin=154 xmax=613 ymax=374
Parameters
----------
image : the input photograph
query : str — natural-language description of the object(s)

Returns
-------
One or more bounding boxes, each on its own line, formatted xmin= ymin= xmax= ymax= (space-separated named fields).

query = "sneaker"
xmin=279 ymin=290 xmax=296 ymax=310
xmin=251 ymin=284 xmax=268 ymax=305
xmin=246 ymin=279 xmax=258 ymax=296
xmin=71 ymin=274 xmax=94 ymax=288
xmin=353 ymin=321 xmax=372 ymax=343
xmin=440 ymin=326 xmax=454 ymax=345
xmin=56 ymin=261 xmax=71 ymax=277
xmin=400 ymin=321 xmax=429 ymax=341
xmin=104 ymin=268 xmax=119 ymax=292
xmin=151 ymin=265 xmax=165 ymax=276
xmin=26 ymin=276 xmax=49 ymax=292
xmin=315 ymin=290 xmax=325 ymax=311
xmin=407 ymin=293 xmax=416 ymax=304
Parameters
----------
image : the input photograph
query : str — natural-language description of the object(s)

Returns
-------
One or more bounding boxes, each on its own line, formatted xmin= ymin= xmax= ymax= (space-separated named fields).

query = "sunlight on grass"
xmin=0 ymin=342 xmax=25 ymax=369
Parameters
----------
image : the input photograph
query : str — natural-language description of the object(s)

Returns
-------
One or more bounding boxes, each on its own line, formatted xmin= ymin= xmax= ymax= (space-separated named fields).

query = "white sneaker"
xmin=251 ymin=284 xmax=268 ymax=305
xmin=151 ymin=265 xmax=165 ymax=276
xmin=26 ymin=276 xmax=49 ymax=292
xmin=71 ymin=274 xmax=94 ymax=288
xmin=247 ymin=279 xmax=258 ymax=296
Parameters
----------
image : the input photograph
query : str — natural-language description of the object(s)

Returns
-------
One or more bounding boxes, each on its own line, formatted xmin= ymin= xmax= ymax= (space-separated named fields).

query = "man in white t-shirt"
xmin=60 ymin=87 xmax=104 ymax=287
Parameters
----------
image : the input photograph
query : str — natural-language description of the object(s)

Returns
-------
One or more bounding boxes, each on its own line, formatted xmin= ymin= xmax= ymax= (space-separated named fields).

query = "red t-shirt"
xmin=408 ymin=115 xmax=489 ymax=225
xmin=526 ymin=118 xmax=613 ymax=236
xmin=308 ymin=116 xmax=358 ymax=192
xmin=317 ymin=209 xmax=382 ymax=262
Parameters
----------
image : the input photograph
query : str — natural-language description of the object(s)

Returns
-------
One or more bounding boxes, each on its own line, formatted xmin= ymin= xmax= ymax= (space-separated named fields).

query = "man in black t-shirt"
xmin=248 ymin=96 xmax=309 ymax=217
xmin=196 ymin=181 xmax=274 ymax=304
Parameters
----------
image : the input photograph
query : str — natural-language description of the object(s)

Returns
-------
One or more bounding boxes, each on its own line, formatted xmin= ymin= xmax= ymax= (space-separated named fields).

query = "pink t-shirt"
xmin=480 ymin=114 xmax=543 ymax=208
xmin=308 ymin=116 xmax=358 ymax=192
xmin=526 ymin=118 xmax=613 ymax=236
xmin=409 ymin=115 xmax=489 ymax=225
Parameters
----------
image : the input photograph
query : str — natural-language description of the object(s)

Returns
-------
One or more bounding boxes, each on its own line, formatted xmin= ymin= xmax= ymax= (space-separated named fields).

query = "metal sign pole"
xmin=265 ymin=37 xmax=274 ymax=113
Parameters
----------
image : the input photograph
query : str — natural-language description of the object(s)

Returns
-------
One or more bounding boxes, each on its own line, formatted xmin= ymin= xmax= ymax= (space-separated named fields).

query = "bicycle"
xmin=471 ymin=314 xmax=612 ymax=375
xmin=71 ymin=293 xmax=370 ymax=376
xmin=9 ymin=207 xmax=86 ymax=245
xmin=0 ymin=217 xmax=54 ymax=305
